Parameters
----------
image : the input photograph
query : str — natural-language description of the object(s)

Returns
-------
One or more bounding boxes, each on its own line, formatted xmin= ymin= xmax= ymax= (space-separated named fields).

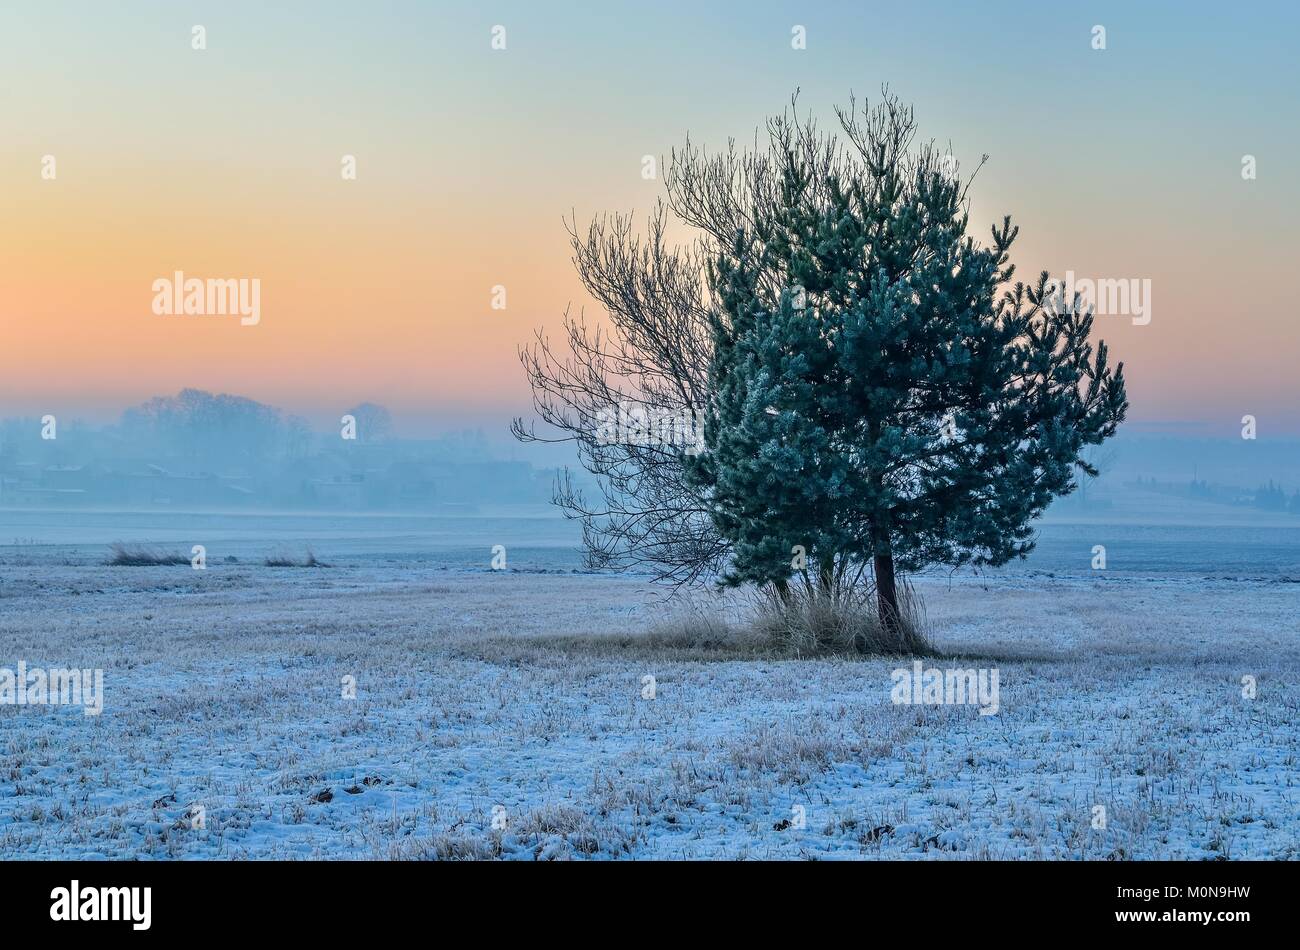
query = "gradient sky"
xmin=2 ymin=0 xmax=1297 ymax=438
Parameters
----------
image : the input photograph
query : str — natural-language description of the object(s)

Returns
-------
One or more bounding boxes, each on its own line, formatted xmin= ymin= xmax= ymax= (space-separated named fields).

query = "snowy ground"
xmin=1 ymin=533 xmax=1298 ymax=860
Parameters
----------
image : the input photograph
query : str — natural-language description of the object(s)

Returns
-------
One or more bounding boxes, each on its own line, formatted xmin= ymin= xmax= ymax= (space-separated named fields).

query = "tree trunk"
xmin=818 ymin=557 xmax=834 ymax=597
xmin=874 ymin=551 xmax=900 ymax=635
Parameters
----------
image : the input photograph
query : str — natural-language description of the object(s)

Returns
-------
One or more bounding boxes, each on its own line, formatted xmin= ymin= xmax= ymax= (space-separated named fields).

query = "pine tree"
xmin=687 ymin=94 xmax=1128 ymax=636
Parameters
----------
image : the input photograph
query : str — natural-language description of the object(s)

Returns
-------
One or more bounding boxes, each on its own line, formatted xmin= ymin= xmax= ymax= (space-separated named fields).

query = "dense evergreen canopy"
xmin=685 ymin=95 xmax=1128 ymax=628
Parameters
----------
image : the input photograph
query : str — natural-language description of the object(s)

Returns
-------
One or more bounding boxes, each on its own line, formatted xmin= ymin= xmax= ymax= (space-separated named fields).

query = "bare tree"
xmin=512 ymin=203 xmax=725 ymax=584
xmin=345 ymin=402 xmax=394 ymax=444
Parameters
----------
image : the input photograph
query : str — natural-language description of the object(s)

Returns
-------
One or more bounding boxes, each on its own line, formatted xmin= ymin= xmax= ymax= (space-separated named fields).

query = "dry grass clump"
xmin=264 ymin=548 xmax=328 ymax=568
xmin=632 ymin=581 xmax=933 ymax=659
xmin=749 ymin=581 xmax=932 ymax=657
xmin=105 ymin=542 xmax=190 ymax=566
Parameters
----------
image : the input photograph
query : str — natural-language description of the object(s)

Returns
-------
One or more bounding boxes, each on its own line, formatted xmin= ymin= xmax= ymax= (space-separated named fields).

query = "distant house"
xmin=43 ymin=464 xmax=96 ymax=490
xmin=309 ymin=474 xmax=367 ymax=508
xmin=384 ymin=460 xmax=441 ymax=509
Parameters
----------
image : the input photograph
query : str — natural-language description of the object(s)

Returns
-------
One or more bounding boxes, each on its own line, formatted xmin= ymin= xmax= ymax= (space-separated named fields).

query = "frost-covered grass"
xmin=263 ymin=548 xmax=329 ymax=568
xmin=104 ymin=542 xmax=191 ymax=566
xmin=1 ymin=548 xmax=1297 ymax=860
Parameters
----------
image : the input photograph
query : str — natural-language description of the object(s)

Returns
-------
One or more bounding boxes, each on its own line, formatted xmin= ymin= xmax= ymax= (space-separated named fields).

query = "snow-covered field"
xmin=1 ymin=509 xmax=1298 ymax=860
